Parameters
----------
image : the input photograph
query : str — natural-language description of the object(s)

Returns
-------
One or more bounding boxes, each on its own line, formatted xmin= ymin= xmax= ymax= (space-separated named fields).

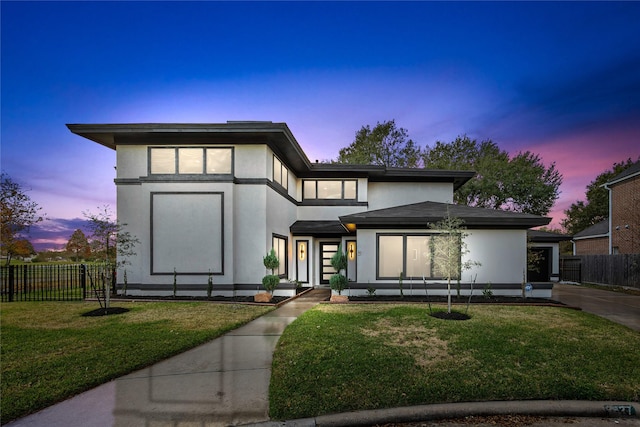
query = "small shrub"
xmin=366 ymin=286 xmax=376 ymax=296
xmin=329 ymin=273 xmax=348 ymax=295
xmin=330 ymin=244 xmax=347 ymax=272
xmin=207 ymin=270 xmax=213 ymax=298
xmin=173 ymin=268 xmax=177 ymax=297
xmin=263 ymin=249 xmax=280 ymax=271
xmin=483 ymin=282 xmax=493 ymax=298
xmin=262 ymin=249 xmax=281 ymax=294
xmin=262 ymin=275 xmax=280 ymax=294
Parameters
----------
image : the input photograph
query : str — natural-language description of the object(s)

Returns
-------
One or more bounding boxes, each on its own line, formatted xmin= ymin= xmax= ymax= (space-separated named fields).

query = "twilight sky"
xmin=2 ymin=1 xmax=639 ymax=251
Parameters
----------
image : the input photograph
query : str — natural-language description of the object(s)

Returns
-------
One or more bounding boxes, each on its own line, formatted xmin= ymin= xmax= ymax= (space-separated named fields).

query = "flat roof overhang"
xmin=67 ymin=122 xmax=475 ymax=187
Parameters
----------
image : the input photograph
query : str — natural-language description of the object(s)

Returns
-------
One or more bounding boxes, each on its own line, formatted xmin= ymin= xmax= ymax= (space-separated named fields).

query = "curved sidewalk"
xmin=6 ymin=289 xmax=330 ymax=427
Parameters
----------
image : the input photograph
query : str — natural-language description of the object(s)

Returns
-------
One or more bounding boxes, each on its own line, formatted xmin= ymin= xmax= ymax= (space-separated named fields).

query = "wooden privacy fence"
xmin=561 ymin=254 xmax=640 ymax=289
xmin=0 ymin=264 xmax=116 ymax=302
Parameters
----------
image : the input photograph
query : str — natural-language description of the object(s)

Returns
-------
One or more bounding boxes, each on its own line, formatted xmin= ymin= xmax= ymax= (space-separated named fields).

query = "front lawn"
xmin=0 ymin=301 xmax=273 ymax=424
xmin=270 ymin=304 xmax=640 ymax=420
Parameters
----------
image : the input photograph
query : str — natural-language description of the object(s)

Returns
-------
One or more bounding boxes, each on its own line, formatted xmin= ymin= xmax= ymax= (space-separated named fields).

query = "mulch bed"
xmin=348 ymin=295 xmax=565 ymax=305
xmin=82 ymin=307 xmax=130 ymax=317
xmin=109 ymin=295 xmax=290 ymax=304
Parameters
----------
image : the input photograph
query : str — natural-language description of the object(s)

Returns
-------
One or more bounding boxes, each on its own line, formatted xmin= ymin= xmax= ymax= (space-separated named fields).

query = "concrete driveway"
xmin=552 ymin=283 xmax=640 ymax=332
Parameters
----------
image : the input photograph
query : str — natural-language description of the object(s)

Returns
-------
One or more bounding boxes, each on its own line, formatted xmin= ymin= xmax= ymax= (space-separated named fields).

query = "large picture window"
xmin=150 ymin=147 xmax=232 ymax=175
xmin=272 ymin=234 xmax=288 ymax=277
xmin=303 ymin=180 xmax=357 ymax=200
xmin=377 ymin=233 xmax=460 ymax=280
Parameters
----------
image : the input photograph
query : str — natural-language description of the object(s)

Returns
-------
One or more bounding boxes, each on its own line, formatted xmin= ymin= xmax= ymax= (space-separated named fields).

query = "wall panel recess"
xmin=151 ymin=192 xmax=223 ymax=274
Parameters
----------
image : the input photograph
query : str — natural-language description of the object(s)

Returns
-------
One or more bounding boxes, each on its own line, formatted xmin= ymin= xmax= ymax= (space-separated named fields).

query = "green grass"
xmin=270 ymin=304 xmax=640 ymax=420
xmin=0 ymin=301 xmax=273 ymax=424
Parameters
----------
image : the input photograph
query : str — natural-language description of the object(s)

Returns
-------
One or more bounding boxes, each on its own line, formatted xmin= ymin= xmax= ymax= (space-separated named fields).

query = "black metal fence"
xmin=560 ymin=255 xmax=640 ymax=289
xmin=0 ymin=264 xmax=115 ymax=302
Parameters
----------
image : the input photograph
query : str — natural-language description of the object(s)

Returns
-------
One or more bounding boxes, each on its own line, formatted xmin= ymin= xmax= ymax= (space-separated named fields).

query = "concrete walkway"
xmin=552 ymin=283 xmax=640 ymax=331
xmin=6 ymin=289 xmax=330 ymax=427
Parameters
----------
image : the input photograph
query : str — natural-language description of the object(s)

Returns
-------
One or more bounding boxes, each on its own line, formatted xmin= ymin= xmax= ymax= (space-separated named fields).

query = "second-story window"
xmin=149 ymin=147 xmax=232 ymax=175
xmin=303 ymin=180 xmax=357 ymax=200
xmin=273 ymin=155 xmax=288 ymax=190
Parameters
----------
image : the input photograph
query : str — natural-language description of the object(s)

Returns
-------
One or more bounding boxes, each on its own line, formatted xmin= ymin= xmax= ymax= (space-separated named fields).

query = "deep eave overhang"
xmin=67 ymin=122 xmax=475 ymax=188
xmin=339 ymin=201 xmax=551 ymax=230
xmin=66 ymin=122 xmax=314 ymax=174
xmin=528 ymin=230 xmax=573 ymax=243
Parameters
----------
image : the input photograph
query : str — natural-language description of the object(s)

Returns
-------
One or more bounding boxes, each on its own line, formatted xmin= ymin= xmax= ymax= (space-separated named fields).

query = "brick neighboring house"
xmin=573 ymin=160 xmax=640 ymax=255
xmin=573 ymin=220 xmax=609 ymax=254
xmin=607 ymin=161 xmax=640 ymax=254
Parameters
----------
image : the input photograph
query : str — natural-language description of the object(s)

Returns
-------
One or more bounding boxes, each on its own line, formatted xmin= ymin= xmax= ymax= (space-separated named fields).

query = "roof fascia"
xmin=67 ymin=122 xmax=474 ymax=186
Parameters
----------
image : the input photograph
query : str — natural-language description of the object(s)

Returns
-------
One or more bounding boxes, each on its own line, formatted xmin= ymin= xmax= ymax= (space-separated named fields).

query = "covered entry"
xmin=290 ymin=220 xmax=353 ymax=288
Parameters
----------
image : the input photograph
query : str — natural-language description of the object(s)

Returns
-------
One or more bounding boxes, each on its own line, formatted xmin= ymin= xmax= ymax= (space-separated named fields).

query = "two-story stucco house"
xmin=68 ymin=122 xmax=552 ymax=297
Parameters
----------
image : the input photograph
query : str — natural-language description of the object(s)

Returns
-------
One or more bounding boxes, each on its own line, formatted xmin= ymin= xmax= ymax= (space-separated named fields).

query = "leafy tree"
xmin=66 ymin=229 xmax=91 ymax=261
xmin=423 ymin=136 xmax=562 ymax=216
xmin=13 ymin=239 xmax=36 ymax=260
xmin=84 ymin=206 xmax=139 ymax=307
xmin=337 ymin=120 xmax=422 ymax=167
xmin=429 ymin=211 xmax=480 ymax=313
xmin=562 ymin=158 xmax=638 ymax=235
xmin=1 ymin=173 xmax=45 ymax=265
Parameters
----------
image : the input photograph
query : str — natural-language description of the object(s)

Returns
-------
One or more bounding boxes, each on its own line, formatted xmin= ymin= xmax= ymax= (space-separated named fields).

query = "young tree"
xmin=66 ymin=229 xmax=91 ymax=261
xmin=337 ymin=120 xmax=422 ymax=167
xmin=1 ymin=173 xmax=45 ymax=265
xmin=423 ymin=136 xmax=562 ymax=216
xmin=562 ymin=158 xmax=638 ymax=235
xmin=84 ymin=206 xmax=138 ymax=307
xmin=429 ymin=211 xmax=480 ymax=313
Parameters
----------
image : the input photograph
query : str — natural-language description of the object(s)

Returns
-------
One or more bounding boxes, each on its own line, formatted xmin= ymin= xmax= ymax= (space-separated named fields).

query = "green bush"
xmin=329 ymin=273 xmax=348 ymax=295
xmin=330 ymin=244 xmax=347 ymax=272
xmin=263 ymin=249 xmax=280 ymax=271
xmin=262 ymin=274 xmax=280 ymax=294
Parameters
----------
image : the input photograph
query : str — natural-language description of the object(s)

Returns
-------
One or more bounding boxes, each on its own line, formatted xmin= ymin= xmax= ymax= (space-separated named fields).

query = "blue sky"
xmin=2 ymin=1 xmax=639 ymax=250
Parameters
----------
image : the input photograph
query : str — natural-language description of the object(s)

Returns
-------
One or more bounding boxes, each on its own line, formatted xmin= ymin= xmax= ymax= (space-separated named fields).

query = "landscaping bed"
xmin=347 ymin=295 xmax=565 ymax=305
xmin=110 ymin=294 xmax=290 ymax=304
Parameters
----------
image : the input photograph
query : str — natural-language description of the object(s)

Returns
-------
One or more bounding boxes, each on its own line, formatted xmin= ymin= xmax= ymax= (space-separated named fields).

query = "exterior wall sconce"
xmin=298 ymin=242 xmax=306 ymax=261
xmin=348 ymin=242 xmax=356 ymax=261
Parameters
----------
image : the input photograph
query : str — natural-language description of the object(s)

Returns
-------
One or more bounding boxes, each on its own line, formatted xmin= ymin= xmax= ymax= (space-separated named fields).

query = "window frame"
xmin=149 ymin=147 xmax=234 ymax=176
xmin=376 ymin=233 xmax=461 ymax=280
xmin=302 ymin=179 xmax=358 ymax=200
xmin=272 ymin=234 xmax=288 ymax=278
xmin=272 ymin=155 xmax=288 ymax=190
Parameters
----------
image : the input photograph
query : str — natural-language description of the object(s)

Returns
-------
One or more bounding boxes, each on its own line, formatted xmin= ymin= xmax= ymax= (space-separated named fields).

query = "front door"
xmin=320 ymin=242 xmax=340 ymax=286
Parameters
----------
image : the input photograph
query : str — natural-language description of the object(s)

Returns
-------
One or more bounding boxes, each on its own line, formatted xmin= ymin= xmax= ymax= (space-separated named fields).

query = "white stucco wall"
xmin=367 ymin=182 xmax=454 ymax=210
xmin=117 ymin=145 xmax=147 ymax=178
xmin=354 ymin=228 xmax=527 ymax=286
xmin=235 ymin=145 xmax=267 ymax=179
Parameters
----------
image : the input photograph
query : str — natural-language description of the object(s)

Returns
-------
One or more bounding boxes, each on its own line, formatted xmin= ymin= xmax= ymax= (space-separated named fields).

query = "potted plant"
xmin=329 ymin=244 xmax=349 ymax=302
xmin=256 ymin=248 xmax=280 ymax=302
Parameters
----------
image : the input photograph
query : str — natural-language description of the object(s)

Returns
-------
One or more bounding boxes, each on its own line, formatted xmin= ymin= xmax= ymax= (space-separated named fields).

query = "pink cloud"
xmin=514 ymin=121 xmax=640 ymax=230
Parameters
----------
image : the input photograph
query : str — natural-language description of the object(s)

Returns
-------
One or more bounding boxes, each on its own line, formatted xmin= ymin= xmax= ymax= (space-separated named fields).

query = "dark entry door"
xmin=528 ymin=247 xmax=552 ymax=282
xmin=320 ymin=242 xmax=339 ymax=285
